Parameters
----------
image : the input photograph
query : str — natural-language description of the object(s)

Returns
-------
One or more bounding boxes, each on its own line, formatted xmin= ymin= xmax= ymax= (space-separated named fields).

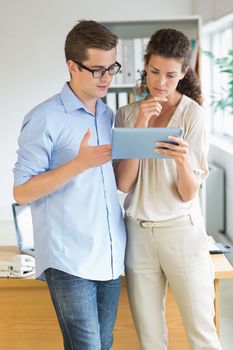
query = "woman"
xmin=114 ymin=28 xmax=222 ymax=350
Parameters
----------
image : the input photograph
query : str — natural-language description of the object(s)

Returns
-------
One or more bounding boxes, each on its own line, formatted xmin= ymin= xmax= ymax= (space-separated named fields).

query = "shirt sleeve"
xmin=184 ymin=104 xmax=209 ymax=183
xmin=13 ymin=111 xmax=53 ymax=186
xmin=114 ymin=107 xmax=125 ymax=128
xmin=112 ymin=107 xmax=126 ymax=170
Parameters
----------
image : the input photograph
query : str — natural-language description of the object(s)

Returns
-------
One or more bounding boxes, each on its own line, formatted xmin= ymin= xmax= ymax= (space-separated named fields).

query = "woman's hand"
xmin=134 ymin=96 xmax=167 ymax=128
xmin=155 ymin=136 xmax=191 ymax=165
xmin=155 ymin=136 xmax=199 ymax=201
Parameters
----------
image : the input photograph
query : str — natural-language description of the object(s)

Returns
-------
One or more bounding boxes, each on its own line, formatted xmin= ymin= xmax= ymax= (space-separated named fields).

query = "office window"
xmin=202 ymin=14 xmax=233 ymax=139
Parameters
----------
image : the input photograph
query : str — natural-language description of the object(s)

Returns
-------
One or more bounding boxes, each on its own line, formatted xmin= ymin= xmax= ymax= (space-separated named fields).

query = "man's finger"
xmin=80 ymin=128 xmax=91 ymax=147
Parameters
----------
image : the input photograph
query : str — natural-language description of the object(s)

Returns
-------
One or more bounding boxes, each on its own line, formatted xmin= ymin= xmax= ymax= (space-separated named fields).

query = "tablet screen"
xmin=112 ymin=127 xmax=183 ymax=159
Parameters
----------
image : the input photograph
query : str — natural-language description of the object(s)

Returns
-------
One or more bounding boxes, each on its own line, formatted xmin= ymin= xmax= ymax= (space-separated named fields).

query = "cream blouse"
xmin=115 ymin=94 xmax=209 ymax=221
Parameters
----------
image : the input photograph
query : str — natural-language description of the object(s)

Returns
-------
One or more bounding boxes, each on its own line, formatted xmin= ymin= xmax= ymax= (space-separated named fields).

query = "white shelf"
xmin=104 ymin=17 xmax=201 ymax=41
xmin=111 ymin=84 xmax=135 ymax=89
xmin=104 ymin=17 xmax=201 ymax=106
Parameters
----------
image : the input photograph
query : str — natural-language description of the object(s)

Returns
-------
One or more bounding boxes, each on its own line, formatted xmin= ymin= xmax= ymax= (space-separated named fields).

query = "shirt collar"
xmin=60 ymin=82 xmax=108 ymax=115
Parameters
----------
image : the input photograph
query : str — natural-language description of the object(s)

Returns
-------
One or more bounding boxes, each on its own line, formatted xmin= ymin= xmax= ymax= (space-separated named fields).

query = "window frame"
xmin=201 ymin=13 xmax=233 ymax=140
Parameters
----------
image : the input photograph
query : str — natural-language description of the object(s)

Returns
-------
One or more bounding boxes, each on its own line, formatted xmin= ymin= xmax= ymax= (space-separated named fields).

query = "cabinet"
xmin=103 ymin=17 xmax=201 ymax=110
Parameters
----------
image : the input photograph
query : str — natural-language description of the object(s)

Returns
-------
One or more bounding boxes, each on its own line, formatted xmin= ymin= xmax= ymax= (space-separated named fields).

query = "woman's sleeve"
xmin=114 ymin=107 xmax=126 ymax=128
xmin=184 ymin=105 xmax=209 ymax=183
xmin=112 ymin=107 xmax=126 ymax=169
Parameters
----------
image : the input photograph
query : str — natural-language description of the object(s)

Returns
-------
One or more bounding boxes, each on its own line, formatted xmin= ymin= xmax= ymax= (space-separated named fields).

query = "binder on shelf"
xmin=123 ymin=39 xmax=135 ymax=84
xmin=106 ymin=93 xmax=117 ymax=113
xmin=115 ymin=39 xmax=124 ymax=85
xmin=117 ymin=92 xmax=128 ymax=108
xmin=142 ymin=37 xmax=150 ymax=56
xmin=133 ymin=38 xmax=144 ymax=82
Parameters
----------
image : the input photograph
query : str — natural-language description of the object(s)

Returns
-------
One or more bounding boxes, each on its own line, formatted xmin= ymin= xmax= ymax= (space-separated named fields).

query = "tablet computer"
xmin=112 ymin=127 xmax=183 ymax=159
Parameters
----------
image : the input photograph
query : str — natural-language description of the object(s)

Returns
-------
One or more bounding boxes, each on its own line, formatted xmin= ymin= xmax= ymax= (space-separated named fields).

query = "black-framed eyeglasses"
xmin=73 ymin=60 xmax=121 ymax=79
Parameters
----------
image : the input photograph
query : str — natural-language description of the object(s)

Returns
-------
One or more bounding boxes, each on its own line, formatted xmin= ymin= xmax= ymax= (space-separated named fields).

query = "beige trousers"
xmin=125 ymin=214 xmax=222 ymax=350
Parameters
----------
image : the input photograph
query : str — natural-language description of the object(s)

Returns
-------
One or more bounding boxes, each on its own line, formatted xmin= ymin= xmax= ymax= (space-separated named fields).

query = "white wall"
xmin=1 ymin=0 xmax=233 ymax=222
xmin=0 ymin=0 xmax=193 ymax=221
xmin=192 ymin=0 xmax=233 ymax=23
xmin=208 ymin=141 xmax=233 ymax=242
xmin=194 ymin=0 xmax=233 ymax=240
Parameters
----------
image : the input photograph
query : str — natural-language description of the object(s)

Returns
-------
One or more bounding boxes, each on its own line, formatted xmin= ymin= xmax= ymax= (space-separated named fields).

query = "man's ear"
xmin=67 ymin=60 xmax=78 ymax=76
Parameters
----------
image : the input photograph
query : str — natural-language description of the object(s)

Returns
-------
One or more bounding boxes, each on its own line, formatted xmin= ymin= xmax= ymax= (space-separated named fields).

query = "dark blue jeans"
xmin=44 ymin=268 xmax=122 ymax=350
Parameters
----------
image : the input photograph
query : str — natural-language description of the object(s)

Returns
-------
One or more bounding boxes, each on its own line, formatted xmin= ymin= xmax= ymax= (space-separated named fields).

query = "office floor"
xmin=0 ymin=221 xmax=233 ymax=349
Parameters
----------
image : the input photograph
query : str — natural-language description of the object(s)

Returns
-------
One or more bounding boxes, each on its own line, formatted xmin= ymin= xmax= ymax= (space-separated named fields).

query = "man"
xmin=13 ymin=20 xmax=126 ymax=350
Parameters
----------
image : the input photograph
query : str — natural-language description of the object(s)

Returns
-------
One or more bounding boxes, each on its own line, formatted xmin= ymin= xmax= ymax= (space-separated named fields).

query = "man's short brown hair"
xmin=65 ymin=20 xmax=118 ymax=63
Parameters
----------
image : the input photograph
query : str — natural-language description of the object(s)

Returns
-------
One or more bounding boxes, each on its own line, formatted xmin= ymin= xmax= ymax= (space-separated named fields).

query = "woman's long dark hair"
xmin=139 ymin=28 xmax=203 ymax=105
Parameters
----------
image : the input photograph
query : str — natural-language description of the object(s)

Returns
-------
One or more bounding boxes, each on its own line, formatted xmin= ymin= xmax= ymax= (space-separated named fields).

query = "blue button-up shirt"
xmin=13 ymin=83 xmax=126 ymax=280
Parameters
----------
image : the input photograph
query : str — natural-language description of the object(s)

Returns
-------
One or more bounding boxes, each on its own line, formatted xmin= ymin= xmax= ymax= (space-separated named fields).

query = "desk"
xmin=0 ymin=247 xmax=63 ymax=350
xmin=1 ymin=246 xmax=233 ymax=350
